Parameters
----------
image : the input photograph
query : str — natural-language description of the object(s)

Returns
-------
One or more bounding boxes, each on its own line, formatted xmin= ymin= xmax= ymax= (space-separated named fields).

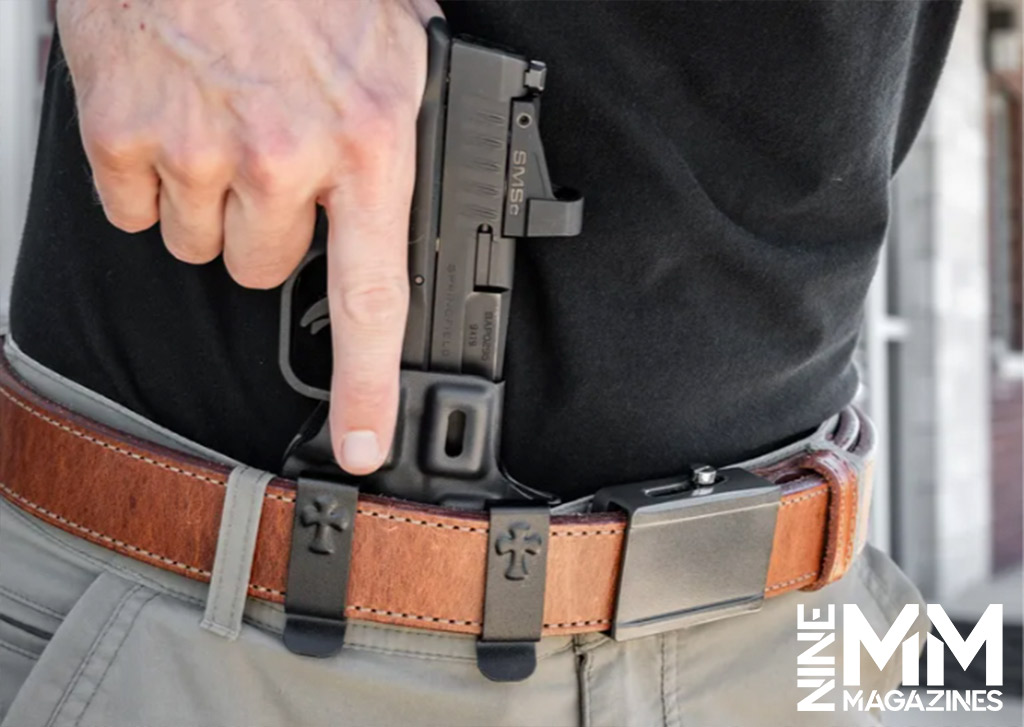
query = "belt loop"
xmin=798 ymin=450 xmax=860 ymax=590
xmin=201 ymin=466 xmax=273 ymax=640
xmin=476 ymin=504 xmax=550 ymax=682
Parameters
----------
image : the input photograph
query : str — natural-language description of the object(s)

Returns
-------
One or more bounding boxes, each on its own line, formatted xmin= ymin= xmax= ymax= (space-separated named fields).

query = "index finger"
xmin=325 ymin=118 xmax=416 ymax=475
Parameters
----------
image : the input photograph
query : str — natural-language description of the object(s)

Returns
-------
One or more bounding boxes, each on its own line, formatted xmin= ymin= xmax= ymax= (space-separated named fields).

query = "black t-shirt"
xmin=10 ymin=1 xmax=959 ymax=500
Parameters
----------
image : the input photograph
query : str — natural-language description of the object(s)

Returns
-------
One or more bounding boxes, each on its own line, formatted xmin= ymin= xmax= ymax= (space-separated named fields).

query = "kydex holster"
xmin=278 ymin=19 xmax=585 ymax=680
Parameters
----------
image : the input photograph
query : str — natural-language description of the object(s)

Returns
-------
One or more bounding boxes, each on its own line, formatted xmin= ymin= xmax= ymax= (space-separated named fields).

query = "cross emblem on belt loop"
xmin=495 ymin=523 xmax=544 ymax=581
xmin=300 ymin=493 xmax=350 ymax=555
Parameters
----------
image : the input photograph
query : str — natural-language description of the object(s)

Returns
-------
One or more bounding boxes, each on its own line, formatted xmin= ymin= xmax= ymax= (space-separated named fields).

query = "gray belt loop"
xmin=201 ymin=465 xmax=273 ymax=640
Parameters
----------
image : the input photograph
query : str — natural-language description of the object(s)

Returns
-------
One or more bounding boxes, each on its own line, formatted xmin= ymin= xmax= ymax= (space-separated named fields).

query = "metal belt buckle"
xmin=592 ymin=467 xmax=781 ymax=641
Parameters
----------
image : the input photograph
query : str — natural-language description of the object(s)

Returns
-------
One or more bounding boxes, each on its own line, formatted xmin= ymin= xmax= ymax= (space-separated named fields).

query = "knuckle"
xmin=337 ymin=276 xmax=408 ymax=329
xmin=338 ymin=371 xmax=393 ymax=413
xmin=86 ymin=126 xmax=145 ymax=173
xmin=339 ymin=103 xmax=408 ymax=172
xmin=164 ymin=145 xmax=230 ymax=188
xmin=241 ymin=137 xmax=302 ymax=196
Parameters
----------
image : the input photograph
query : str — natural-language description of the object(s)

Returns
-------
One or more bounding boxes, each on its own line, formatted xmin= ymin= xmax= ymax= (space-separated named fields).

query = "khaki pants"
xmin=0 ymin=344 xmax=928 ymax=727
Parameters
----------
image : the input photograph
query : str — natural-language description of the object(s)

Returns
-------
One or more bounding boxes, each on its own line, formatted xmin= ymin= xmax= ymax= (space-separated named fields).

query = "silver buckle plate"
xmin=592 ymin=468 xmax=781 ymax=641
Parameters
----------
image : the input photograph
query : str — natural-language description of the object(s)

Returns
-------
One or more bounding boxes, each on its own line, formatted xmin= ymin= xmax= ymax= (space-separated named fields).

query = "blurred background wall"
xmin=1 ymin=0 xmax=1021 ymax=626
xmin=855 ymin=0 xmax=1022 ymax=609
xmin=0 ymin=0 xmax=51 ymax=333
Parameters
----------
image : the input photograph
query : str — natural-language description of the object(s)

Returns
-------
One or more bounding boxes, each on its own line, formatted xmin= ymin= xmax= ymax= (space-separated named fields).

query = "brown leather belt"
xmin=0 ymin=353 xmax=870 ymax=638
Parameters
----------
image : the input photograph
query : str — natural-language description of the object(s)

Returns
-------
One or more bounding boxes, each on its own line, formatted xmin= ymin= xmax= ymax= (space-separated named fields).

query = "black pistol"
xmin=278 ymin=19 xmax=583 ymax=508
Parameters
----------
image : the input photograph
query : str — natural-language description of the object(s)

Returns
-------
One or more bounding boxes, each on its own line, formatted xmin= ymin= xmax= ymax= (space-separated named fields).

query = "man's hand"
xmin=58 ymin=0 xmax=441 ymax=475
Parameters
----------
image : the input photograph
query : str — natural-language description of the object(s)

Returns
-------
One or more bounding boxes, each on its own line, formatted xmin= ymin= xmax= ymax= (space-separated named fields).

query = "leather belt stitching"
xmin=765 ymin=572 xmax=817 ymax=592
xmin=2 ymin=385 xmax=823 ymax=536
xmin=0 ymin=371 xmax=852 ymax=633
xmin=1 ymin=476 xmax=828 ymax=622
xmin=0 ymin=482 xmax=618 ymax=630
xmin=0 ymin=480 xmax=212 ymax=577
xmin=1 ymin=480 xmax=490 ymax=628
xmin=2 ymin=386 xmax=628 ymax=538
xmin=0 ymin=387 xmax=226 ymax=487
xmin=779 ymin=489 xmax=826 ymax=507
xmin=799 ymin=453 xmax=858 ymax=590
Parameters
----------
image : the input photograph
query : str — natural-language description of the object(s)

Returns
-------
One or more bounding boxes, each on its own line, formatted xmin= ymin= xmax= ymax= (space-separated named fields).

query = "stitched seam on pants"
xmin=0 ymin=584 xmax=68 ymax=620
xmin=0 ymin=638 xmax=39 ymax=661
xmin=3 ymin=498 xmax=207 ymax=603
xmin=43 ymin=584 xmax=142 ymax=727
xmin=660 ymin=634 xmax=669 ymax=727
xmin=661 ymin=631 xmax=680 ymax=727
xmin=73 ymin=590 xmax=159 ymax=727
xmin=576 ymin=640 xmax=592 ymax=727
xmin=5 ymin=489 xmax=280 ymax=632
xmin=344 ymin=636 xmax=575 ymax=664
xmin=1 ymin=483 xmax=213 ymax=577
xmin=340 ymin=642 xmax=475 ymax=663
xmin=0 ymin=499 xmax=299 ymax=642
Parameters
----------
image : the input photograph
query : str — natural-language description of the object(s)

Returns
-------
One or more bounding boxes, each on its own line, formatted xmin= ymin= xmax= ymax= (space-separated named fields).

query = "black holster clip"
xmin=283 ymin=476 xmax=359 ymax=658
xmin=476 ymin=504 xmax=551 ymax=682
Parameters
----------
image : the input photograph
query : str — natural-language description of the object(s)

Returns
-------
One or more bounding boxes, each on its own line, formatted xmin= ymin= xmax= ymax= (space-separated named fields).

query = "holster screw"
xmin=691 ymin=465 xmax=717 ymax=487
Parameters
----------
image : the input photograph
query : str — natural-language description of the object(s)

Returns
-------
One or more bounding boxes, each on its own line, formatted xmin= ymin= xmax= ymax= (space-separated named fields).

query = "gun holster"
xmin=278 ymin=19 xmax=583 ymax=509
